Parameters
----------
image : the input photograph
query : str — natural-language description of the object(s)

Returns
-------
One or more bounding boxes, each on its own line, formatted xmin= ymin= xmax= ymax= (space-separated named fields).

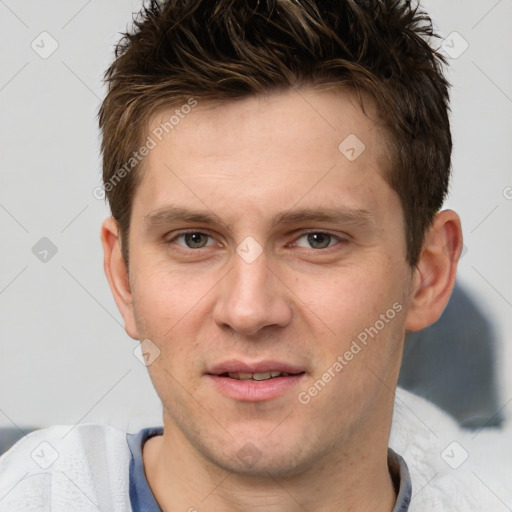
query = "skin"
xmin=101 ymin=87 xmax=462 ymax=512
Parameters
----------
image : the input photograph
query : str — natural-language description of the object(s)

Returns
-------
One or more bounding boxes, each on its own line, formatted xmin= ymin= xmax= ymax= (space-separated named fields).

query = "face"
xmin=121 ymin=87 xmax=415 ymax=476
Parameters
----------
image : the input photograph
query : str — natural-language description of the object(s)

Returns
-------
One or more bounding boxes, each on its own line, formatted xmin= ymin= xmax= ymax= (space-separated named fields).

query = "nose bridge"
xmin=212 ymin=247 xmax=291 ymax=335
xmin=232 ymin=250 xmax=269 ymax=302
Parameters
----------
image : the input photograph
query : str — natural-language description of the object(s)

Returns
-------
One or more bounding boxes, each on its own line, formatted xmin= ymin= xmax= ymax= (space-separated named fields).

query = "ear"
xmin=100 ymin=217 xmax=139 ymax=340
xmin=405 ymin=209 xmax=463 ymax=332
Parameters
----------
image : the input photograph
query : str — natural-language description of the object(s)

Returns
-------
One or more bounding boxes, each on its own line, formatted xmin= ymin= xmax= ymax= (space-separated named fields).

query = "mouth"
xmin=219 ymin=371 xmax=305 ymax=381
xmin=206 ymin=360 xmax=307 ymax=401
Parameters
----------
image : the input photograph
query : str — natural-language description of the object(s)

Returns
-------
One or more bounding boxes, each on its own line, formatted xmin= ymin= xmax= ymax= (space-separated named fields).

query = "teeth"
xmin=253 ymin=372 xmax=271 ymax=381
xmin=226 ymin=371 xmax=291 ymax=381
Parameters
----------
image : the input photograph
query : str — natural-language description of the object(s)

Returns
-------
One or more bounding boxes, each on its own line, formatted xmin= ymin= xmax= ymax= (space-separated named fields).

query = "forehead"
xmin=134 ymin=87 xmax=395 ymax=225
xmin=146 ymin=87 xmax=388 ymax=166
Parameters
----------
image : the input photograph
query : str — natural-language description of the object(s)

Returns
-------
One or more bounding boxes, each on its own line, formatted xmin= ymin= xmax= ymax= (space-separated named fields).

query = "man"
xmin=0 ymin=1 xmax=507 ymax=510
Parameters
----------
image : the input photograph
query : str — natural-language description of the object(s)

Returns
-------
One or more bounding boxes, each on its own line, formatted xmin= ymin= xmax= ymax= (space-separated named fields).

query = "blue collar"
xmin=127 ymin=426 xmax=163 ymax=512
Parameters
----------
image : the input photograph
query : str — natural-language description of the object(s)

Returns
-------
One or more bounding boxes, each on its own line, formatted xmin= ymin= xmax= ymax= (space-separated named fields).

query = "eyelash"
xmin=166 ymin=230 xmax=348 ymax=251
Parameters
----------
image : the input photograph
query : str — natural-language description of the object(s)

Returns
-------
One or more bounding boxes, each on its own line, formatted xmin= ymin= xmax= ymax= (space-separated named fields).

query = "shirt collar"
xmin=389 ymin=447 xmax=412 ymax=512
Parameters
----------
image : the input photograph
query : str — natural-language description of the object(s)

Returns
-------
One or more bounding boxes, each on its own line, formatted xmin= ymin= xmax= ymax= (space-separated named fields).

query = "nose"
xmin=212 ymin=248 xmax=293 ymax=337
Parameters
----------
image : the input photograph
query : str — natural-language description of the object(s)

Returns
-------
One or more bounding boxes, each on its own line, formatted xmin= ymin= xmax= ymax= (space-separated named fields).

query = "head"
xmin=99 ymin=0 xmax=462 ymax=478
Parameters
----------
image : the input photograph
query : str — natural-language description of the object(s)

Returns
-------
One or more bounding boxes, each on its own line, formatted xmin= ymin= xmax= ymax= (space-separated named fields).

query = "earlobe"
xmin=405 ymin=210 xmax=463 ymax=332
xmin=100 ymin=217 xmax=140 ymax=340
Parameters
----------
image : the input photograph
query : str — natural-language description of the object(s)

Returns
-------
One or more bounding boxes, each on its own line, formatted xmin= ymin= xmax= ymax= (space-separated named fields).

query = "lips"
xmin=206 ymin=360 xmax=307 ymax=401
xmin=226 ymin=371 xmax=298 ymax=381
xmin=207 ymin=360 xmax=306 ymax=379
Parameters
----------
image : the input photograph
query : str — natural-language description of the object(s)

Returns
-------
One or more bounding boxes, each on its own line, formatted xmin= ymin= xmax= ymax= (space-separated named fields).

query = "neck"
xmin=143 ymin=419 xmax=397 ymax=512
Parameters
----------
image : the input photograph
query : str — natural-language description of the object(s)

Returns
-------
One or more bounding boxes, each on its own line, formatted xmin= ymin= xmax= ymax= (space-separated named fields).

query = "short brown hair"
xmin=98 ymin=0 xmax=451 ymax=267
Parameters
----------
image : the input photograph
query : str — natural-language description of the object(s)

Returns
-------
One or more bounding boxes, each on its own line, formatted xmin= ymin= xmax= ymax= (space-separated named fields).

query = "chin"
xmin=203 ymin=434 xmax=327 ymax=479
xmin=216 ymin=453 xmax=305 ymax=478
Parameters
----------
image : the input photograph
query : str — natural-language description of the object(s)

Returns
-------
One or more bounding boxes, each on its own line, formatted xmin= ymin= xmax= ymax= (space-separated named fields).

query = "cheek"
xmin=131 ymin=258 xmax=209 ymax=334
xmin=308 ymin=265 xmax=400 ymax=326
xmin=300 ymin=263 xmax=407 ymax=363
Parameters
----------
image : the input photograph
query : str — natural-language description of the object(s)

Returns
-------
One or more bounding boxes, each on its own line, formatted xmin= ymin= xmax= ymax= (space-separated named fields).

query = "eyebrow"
xmin=143 ymin=205 xmax=375 ymax=232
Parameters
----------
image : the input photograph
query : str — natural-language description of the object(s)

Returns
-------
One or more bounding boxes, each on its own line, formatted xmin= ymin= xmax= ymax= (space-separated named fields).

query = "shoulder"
xmin=0 ymin=423 xmax=132 ymax=512
xmin=391 ymin=387 xmax=512 ymax=511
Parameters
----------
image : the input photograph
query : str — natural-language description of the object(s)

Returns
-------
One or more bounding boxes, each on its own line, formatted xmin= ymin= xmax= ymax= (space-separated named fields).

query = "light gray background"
xmin=1 ymin=0 xmax=511 ymax=433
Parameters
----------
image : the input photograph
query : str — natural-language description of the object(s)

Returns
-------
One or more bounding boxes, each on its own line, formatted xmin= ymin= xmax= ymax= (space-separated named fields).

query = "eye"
xmin=168 ymin=231 xmax=217 ymax=249
xmin=292 ymin=232 xmax=345 ymax=250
